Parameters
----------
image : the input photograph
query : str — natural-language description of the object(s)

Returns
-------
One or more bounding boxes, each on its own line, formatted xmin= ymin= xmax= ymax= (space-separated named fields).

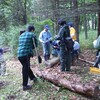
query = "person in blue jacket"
xmin=39 ymin=25 xmax=52 ymax=61
xmin=51 ymin=40 xmax=60 ymax=57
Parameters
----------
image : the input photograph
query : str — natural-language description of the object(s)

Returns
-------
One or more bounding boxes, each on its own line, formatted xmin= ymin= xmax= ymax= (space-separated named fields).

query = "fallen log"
xmin=32 ymin=67 xmax=99 ymax=97
xmin=44 ymin=57 xmax=60 ymax=67
xmin=78 ymin=57 xmax=95 ymax=65
xmin=44 ymin=55 xmax=95 ymax=68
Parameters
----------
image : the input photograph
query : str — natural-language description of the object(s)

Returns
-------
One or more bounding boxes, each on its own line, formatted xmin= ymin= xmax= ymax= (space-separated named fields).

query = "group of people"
xmin=17 ymin=19 xmax=80 ymax=91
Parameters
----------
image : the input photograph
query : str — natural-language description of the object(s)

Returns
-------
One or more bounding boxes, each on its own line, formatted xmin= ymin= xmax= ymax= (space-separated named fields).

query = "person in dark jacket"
xmin=17 ymin=25 xmax=37 ymax=91
xmin=56 ymin=19 xmax=72 ymax=72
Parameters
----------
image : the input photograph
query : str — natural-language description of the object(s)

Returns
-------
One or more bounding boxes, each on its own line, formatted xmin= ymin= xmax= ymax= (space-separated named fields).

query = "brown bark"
xmin=78 ymin=58 xmax=94 ymax=65
xmin=32 ymin=66 xmax=98 ymax=97
xmin=44 ymin=57 xmax=60 ymax=67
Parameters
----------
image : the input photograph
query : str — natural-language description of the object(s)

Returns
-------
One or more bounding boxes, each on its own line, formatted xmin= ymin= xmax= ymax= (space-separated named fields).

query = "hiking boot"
xmin=23 ymin=85 xmax=32 ymax=91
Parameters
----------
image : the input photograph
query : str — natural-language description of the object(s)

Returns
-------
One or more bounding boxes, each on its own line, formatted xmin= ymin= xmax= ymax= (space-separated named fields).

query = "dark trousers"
xmin=60 ymin=46 xmax=71 ymax=71
xmin=94 ymin=56 xmax=100 ymax=68
xmin=18 ymin=55 xmax=36 ymax=86
xmin=96 ymin=49 xmax=100 ymax=56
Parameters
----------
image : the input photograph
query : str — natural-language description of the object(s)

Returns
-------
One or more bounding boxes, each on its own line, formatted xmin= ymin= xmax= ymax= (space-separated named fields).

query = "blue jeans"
xmin=42 ymin=42 xmax=51 ymax=56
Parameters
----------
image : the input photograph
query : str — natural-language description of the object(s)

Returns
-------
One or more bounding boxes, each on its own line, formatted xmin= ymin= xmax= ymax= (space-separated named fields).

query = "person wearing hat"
xmin=56 ymin=19 xmax=72 ymax=72
xmin=17 ymin=25 xmax=37 ymax=91
xmin=67 ymin=22 xmax=77 ymax=41
xmin=51 ymin=40 xmax=60 ymax=57
xmin=39 ymin=25 xmax=52 ymax=61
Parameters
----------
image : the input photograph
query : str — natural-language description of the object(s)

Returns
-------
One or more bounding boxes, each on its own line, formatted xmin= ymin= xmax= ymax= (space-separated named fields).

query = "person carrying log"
xmin=39 ymin=25 xmax=52 ymax=61
xmin=55 ymin=19 xmax=72 ymax=72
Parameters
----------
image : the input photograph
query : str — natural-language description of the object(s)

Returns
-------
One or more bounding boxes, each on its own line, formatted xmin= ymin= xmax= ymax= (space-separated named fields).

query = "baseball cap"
xmin=44 ymin=25 xmax=50 ymax=30
xmin=67 ymin=22 xmax=73 ymax=27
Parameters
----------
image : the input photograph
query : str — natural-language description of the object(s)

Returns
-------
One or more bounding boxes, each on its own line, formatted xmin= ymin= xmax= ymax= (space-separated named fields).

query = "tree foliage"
xmin=0 ymin=0 xmax=100 ymax=56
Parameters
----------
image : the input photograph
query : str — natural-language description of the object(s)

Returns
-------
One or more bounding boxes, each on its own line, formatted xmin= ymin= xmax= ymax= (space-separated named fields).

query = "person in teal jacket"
xmin=17 ymin=25 xmax=37 ymax=91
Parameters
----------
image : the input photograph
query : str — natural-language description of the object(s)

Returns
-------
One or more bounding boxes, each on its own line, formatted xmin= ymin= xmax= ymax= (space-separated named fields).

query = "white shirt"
xmin=39 ymin=30 xmax=52 ymax=43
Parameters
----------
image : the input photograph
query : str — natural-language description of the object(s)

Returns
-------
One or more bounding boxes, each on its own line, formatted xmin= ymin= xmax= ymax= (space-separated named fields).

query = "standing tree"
xmin=98 ymin=0 xmax=100 ymax=36
xmin=72 ymin=0 xmax=80 ymax=41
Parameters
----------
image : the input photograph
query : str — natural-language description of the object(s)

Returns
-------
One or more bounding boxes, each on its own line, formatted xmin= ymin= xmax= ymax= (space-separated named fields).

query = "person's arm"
xmin=46 ymin=31 xmax=52 ymax=42
xmin=55 ymin=28 xmax=63 ymax=40
xmin=39 ymin=31 xmax=43 ymax=43
xmin=32 ymin=34 xmax=38 ymax=49
xmin=34 ymin=36 xmax=38 ymax=47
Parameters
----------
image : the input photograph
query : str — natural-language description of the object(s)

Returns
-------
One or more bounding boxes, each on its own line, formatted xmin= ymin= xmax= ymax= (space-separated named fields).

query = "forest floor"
xmin=0 ymin=49 xmax=100 ymax=100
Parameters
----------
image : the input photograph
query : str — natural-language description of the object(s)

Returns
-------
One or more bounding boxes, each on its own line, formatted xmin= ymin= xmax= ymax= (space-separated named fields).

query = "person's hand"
xmin=54 ymin=35 xmax=58 ymax=39
xmin=42 ymin=40 xmax=49 ymax=43
xmin=42 ymin=41 xmax=46 ymax=43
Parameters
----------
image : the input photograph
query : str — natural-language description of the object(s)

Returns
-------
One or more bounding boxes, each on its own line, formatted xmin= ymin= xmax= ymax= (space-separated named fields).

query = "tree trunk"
xmin=84 ymin=14 xmax=88 ymax=39
xmin=32 ymin=66 xmax=98 ymax=97
xmin=98 ymin=0 xmax=100 ymax=36
xmin=98 ymin=13 xmax=100 ymax=36
xmin=72 ymin=0 xmax=80 ymax=42
xmin=23 ymin=0 xmax=27 ymax=24
xmin=94 ymin=14 xmax=97 ymax=30
xmin=51 ymin=0 xmax=57 ymax=34
xmin=55 ymin=0 xmax=60 ymax=34
xmin=44 ymin=57 xmax=60 ymax=67
xmin=92 ymin=14 xmax=94 ymax=30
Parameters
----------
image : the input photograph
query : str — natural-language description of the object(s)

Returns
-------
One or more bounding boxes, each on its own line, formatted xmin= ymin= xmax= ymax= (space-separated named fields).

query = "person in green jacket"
xmin=17 ymin=25 xmax=37 ymax=91
xmin=56 ymin=19 xmax=72 ymax=72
